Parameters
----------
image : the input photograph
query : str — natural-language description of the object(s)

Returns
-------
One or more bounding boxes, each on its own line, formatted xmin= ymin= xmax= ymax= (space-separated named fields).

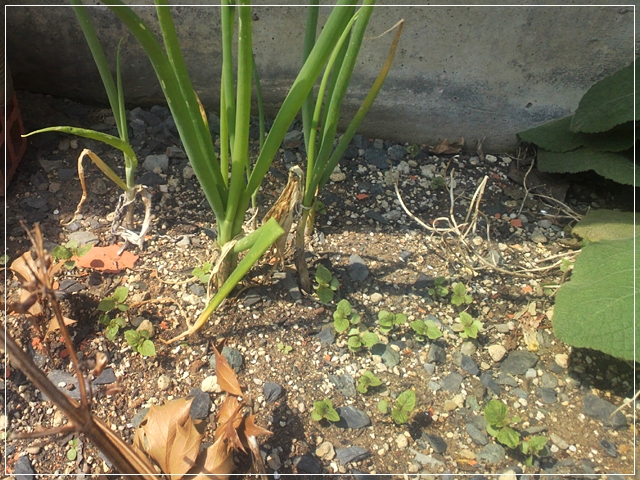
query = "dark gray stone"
xmin=536 ymin=387 xmax=557 ymax=404
xmin=189 ymin=388 xmax=211 ymax=420
xmin=243 ymin=288 xmax=262 ymax=307
xmin=282 ymin=272 xmax=301 ymax=300
xmin=381 ymin=344 xmax=400 ymax=367
xmin=59 ymin=168 xmax=77 ymax=181
xmin=14 ymin=455 xmax=35 ymax=479
xmin=365 ymin=149 xmax=389 ymax=169
xmin=499 ymin=350 xmax=538 ymax=375
xmin=476 ymin=443 xmax=506 ymax=464
xmin=30 ymin=171 xmax=48 ymax=190
xmin=423 ymin=362 xmax=436 ymax=375
xmin=423 ymin=433 xmax=447 ymax=454
xmin=466 ymin=423 xmax=488 ymax=445
xmin=294 ymin=453 xmax=322 ymax=474
xmin=335 ymin=406 xmax=371 ymax=429
xmin=388 ymin=144 xmax=407 ymax=161
xmin=461 ymin=354 xmax=480 ymax=376
xmin=348 ymin=254 xmax=369 ymax=282
xmin=138 ymin=171 xmax=166 ymax=187
xmin=582 ymin=394 xmax=627 ymax=428
xmin=59 ymin=279 xmax=86 ymax=294
xmin=282 ymin=130 xmax=303 ymax=149
xmin=364 ymin=210 xmax=390 ymax=225
xmin=315 ymin=325 xmax=335 ymax=345
xmin=93 ymin=368 xmax=116 ymax=385
xmin=46 ymin=370 xmax=87 ymax=400
xmin=540 ymin=372 xmax=558 ymax=389
xmin=511 ymin=388 xmax=529 ymax=399
xmin=210 ymin=347 xmax=244 ymax=373
xmin=495 ymin=372 xmax=519 ymax=387
xmin=263 ymin=382 xmax=284 ymax=403
xmin=335 ymin=446 xmax=370 ymax=465
xmin=599 ymin=439 xmax=617 ymax=458
xmin=142 ymin=153 xmax=169 ymax=172
xmin=479 ymin=372 xmax=500 ymax=395
xmin=189 ymin=284 xmax=206 ymax=297
xmin=131 ymin=407 xmax=149 ymax=428
xmin=440 ymin=372 xmax=463 ymax=392
xmin=329 ymin=374 xmax=357 ymax=398
xmin=398 ymin=250 xmax=412 ymax=262
xmin=427 ymin=343 xmax=446 ymax=364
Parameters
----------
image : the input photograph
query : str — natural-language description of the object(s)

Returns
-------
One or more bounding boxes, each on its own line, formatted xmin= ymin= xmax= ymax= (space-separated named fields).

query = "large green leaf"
xmin=518 ymin=117 xmax=633 ymax=153
xmin=537 ymin=148 xmax=636 ymax=186
xmin=571 ymin=62 xmax=635 ymax=133
xmin=552 ymin=235 xmax=637 ymax=361
xmin=572 ymin=209 xmax=635 ymax=243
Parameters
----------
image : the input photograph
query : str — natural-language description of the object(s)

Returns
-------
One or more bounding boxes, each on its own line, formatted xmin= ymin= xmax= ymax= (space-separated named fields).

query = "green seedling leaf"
xmin=67 ymin=447 xmax=77 ymax=461
xmin=410 ymin=319 xmax=443 ymax=340
xmin=484 ymin=399 xmax=508 ymax=426
xmin=105 ymin=324 xmax=119 ymax=341
xmin=124 ymin=329 xmax=141 ymax=348
xmin=334 ymin=317 xmax=350 ymax=334
xmin=378 ymin=399 xmax=389 ymax=414
xmin=392 ymin=389 xmax=416 ymax=424
xmin=76 ymin=244 xmax=93 ymax=257
xmin=98 ymin=297 xmax=117 ymax=312
xmin=317 ymin=285 xmax=334 ymax=303
xmin=329 ymin=277 xmax=339 ymax=290
xmin=347 ymin=335 xmax=363 ymax=352
xmin=537 ymin=148 xmax=636 ymax=186
xmin=571 ymin=61 xmax=635 ymax=133
xmin=522 ymin=435 xmax=548 ymax=455
xmin=52 ymin=245 xmax=73 ymax=261
xmin=553 ymin=235 xmax=637 ymax=361
xmin=497 ymin=426 xmax=520 ymax=449
xmin=357 ymin=371 xmax=382 ymax=394
xmin=430 ymin=176 xmax=446 ymax=190
xmin=335 ymin=299 xmax=351 ymax=318
xmin=138 ymin=339 xmax=156 ymax=357
xmin=311 ymin=399 xmax=340 ymax=422
xmin=458 ymin=312 xmax=482 ymax=339
xmin=361 ymin=332 xmax=379 ymax=348
xmin=451 ymin=282 xmax=472 ymax=306
xmin=394 ymin=313 xmax=407 ymax=326
xmin=315 ymin=264 xmax=333 ymax=286
xmin=112 ymin=286 xmax=129 ymax=303
xmin=192 ymin=262 xmax=212 ymax=284
xmin=378 ymin=310 xmax=395 ymax=334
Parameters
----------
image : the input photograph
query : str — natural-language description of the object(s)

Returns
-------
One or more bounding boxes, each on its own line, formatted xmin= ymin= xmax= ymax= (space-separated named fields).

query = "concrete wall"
xmin=5 ymin=2 xmax=636 ymax=151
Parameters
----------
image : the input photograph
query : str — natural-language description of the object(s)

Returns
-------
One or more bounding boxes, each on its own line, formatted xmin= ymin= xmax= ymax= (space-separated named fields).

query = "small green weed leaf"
xmin=124 ymin=329 xmax=140 ymax=347
xmin=361 ymin=332 xmax=379 ymax=348
xmin=451 ymin=282 xmax=472 ymax=306
xmin=115 ymin=316 xmax=126 ymax=327
xmin=116 ymin=303 xmax=129 ymax=312
xmin=334 ymin=317 xmax=349 ymax=333
xmin=138 ymin=339 xmax=156 ymax=357
xmin=430 ymin=176 xmax=446 ymax=190
xmin=76 ymin=244 xmax=93 ymax=258
xmin=497 ymin=426 xmax=520 ymax=449
xmin=98 ymin=297 xmax=117 ymax=312
xmin=424 ymin=320 xmax=443 ymax=339
xmin=335 ymin=299 xmax=352 ymax=319
xmin=571 ymin=61 xmax=635 ymax=133
xmin=407 ymin=144 xmax=420 ymax=158
xmin=522 ymin=435 xmax=548 ymax=455
xmin=64 ymin=260 xmax=76 ymax=270
xmin=105 ymin=324 xmax=119 ymax=341
xmin=0 ymin=254 xmax=9 ymax=265
xmin=357 ymin=371 xmax=382 ymax=394
xmin=99 ymin=314 xmax=111 ymax=326
xmin=112 ymin=286 xmax=129 ymax=303
xmin=391 ymin=408 xmax=409 ymax=424
xmin=396 ymin=389 xmax=416 ymax=413
xmin=378 ymin=399 xmax=389 ymax=414
xmin=317 ymin=285 xmax=335 ymax=303
xmin=394 ymin=313 xmax=407 ymax=326
xmin=553 ymin=235 xmax=637 ymax=361
xmin=410 ymin=320 xmax=426 ymax=335
xmin=67 ymin=447 xmax=77 ymax=461
xmin=350 ymin=312 xmax=361 ymax=325
xmin=329 ymin=277 xmax=340 ymax=290
xmin=52 ymin=245 xmax=73 ymax=261
xmin=347 ymin=335 xmax=362 ymax=352
xmin=315 ymin=264 xmax=333 ymax=286
xmin=312 ymin=399 xmax=340 ymax=422
xmin=484 ymin=399 xmax=508 ymax=426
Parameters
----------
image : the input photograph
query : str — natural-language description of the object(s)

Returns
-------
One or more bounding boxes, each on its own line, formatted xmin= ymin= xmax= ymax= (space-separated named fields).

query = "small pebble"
xmin=370 ymin=292 xmax=383 ymax=304
xmin=395 ymin=434 xmax=409 ymax=450
xmin=487 ymin=344 xmax=507 ymax=362
xmin=157 ymin=374 xmax=172 ymax=391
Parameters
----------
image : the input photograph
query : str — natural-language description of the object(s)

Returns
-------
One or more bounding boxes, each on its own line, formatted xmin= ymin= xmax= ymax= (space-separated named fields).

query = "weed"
xmin=377 ymin=310 xmax=407 ymax=335
xmin=192 ymin=262 xmax=212 ymax=284
xmin=67 ymin=438 xmax=79 ymax=461
xmin=406 ymin=144 xmax=421 ymax=158
xmin=98 ymin=286 xmax=130 ymax=341
xmin=314 ymin=264 xmax=339 ymax=303
xmin=277 ymin=342 xmax=293 ymax=355
xmin=430 ymin=176 xmax=446 ymax=190
xmin=357 ymin=371 xmax=382 ymax=394
xmin=311 ymin=399 xmax=340 ymax=422
xmin=451 ymin=282 xmax=472 ymax=306
xmin=392 ymin=390 xmax=416 ymax=424
xmin=124 ymin=329 xmax=156 ymax=357
xmin=410 ymin=319 xmax=443 ymax=341
xmin=347 ymin=331 xmax=379 ymax=353
xmin=100 ymin=315 xmax=126 ymax=341
xmin=428 ymin=276 xmax=449 ymax=298
xmin=456 ymin=312 xmax=483 ymax=339
xmin=333 ymin=299 xmax=360 ymax=334
xmin=51 ymin=240 xmax=93 ymax=270
xmin=1 ymin=254 xmax=9 ymax=266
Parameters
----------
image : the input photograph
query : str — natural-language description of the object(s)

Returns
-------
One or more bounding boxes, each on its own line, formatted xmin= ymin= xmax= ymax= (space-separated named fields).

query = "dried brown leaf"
xmin=432 ymin=137 xmax=465 ymax=155
xmin=92 ymin=352 xmax=109 ymax=377
xmin=10 ymin=252 xmax=38 ymax=286
xmin=213 ymin=347 xmax=243 ymax=396
xmin=47 ymin=316 xmax=77 ymax=333
xmin=188 ymin=434 xmax=235 ymax=480
xmin=239 ymin=414 xmax=272 ymax=440
xmin=134 ymin=397 xmax=203 ymax=478
xmin=214 ymin=397 xmax=245 ymax=454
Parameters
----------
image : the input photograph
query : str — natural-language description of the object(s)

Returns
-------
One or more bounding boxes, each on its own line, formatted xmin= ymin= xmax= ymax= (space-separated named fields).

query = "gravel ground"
xmin=1 ymin=92 xmax=637 ymax=478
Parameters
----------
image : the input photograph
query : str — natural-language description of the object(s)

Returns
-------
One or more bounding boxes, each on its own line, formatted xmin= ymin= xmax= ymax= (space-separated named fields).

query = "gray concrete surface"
xmin=5 ymin=2 xmax=635 ymax=151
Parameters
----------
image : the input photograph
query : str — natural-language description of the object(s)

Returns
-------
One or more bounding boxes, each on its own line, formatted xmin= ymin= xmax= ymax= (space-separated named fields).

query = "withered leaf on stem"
xmin=214 ymin=396 xmax=245 ymax=454
xmin=188 ymin=434 xmax=235 ymax=480
xmin=431 ymin=137 xmax=465 ymax=155
xmin=134 ymin=397 xmax=203 ymax=479
xmin=213 ymin=347 xmax=243 ymax=396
